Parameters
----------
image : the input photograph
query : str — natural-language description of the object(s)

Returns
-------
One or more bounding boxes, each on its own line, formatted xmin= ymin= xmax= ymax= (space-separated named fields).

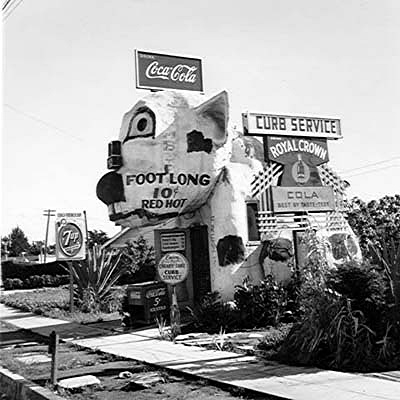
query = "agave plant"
xmin=70 ymin=245 xmax=127 ymax=313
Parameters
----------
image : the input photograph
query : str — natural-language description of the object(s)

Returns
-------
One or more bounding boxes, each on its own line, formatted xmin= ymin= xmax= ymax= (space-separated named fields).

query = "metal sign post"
xmin=68 ymin=262 xmax=74 ymax=313
xmin=55 ymin=213 xmax=87 ymax=314
xmin=48 ymin=330 xmax=59 ymax=385
xmin=157 ymin=252 xmax=189 ymax=338
xmin=170 ymin=285 xmax=181 ymax=337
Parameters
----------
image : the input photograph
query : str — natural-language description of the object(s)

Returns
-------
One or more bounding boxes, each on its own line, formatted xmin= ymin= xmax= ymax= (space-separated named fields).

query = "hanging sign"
xmin=157 ymin=252 xmax=189 ymax=285
xmin=55 ymin=213 xmax=86 ymax=261
xmin=265 ymin=136 xmax=329 ymax=187
xmin=135 ymin=50 xmax=203 ymax=92
xmin=271 ymin=186 xmax=335 ymax=213
xmin=242 ymin=112 xmax=341 ymax=139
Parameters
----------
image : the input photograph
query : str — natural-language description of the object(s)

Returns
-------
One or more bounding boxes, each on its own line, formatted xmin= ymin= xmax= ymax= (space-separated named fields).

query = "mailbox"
xmin=125 ymin=281 xmax=169 ymax=324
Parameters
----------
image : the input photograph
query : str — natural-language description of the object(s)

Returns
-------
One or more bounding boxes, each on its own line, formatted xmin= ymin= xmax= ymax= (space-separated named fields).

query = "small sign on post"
xmin=55 ymin=213 xmax=86 ymax=261
xmin=55 ymin=213 xmax=87 ymax=314
xmin=157 ymin=252 xmax=189 ymax=337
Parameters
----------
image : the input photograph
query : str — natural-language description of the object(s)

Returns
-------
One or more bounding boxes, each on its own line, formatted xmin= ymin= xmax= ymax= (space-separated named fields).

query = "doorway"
xmin=154 ymin=225 xmax=211 ymax=307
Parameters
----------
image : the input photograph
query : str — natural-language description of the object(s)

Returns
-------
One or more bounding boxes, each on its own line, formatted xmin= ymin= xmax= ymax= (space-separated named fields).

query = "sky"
xmin=2 ymin=0 xmax=400 ymax=243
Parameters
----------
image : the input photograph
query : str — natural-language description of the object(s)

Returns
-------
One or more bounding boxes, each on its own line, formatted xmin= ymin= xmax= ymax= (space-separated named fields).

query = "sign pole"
xmin=170 ymin=284 xmax=181 ymax=338
xmin=48 ymin=330 xmax=59 ymax=385
xmin=157 ymin=252 xmax=189 ymax=339
xmin=68 ymin=261 xmax=74 ymax=313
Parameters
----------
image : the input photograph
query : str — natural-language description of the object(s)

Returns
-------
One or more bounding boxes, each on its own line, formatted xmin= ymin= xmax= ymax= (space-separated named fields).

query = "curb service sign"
xmin=157 ymin=252 xmax=189 ymax=285
xmin=135 ymin=50 xmax=203 ymax=92
xmin=242 ymin=113 xmax=341 ymax=140
xmin=55 ymin=213 xmax=86 ymax=261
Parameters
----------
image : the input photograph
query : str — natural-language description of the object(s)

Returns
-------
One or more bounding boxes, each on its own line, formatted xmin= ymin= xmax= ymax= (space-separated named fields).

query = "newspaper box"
xmin=126 ymin=281 xmax=169 ymax=324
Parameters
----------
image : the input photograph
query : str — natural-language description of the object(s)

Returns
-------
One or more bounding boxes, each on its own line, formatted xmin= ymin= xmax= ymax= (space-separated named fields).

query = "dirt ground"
xmin=0 ymin=321 xmax=261 ymax=400
xmin=59 ymin=377 xmax=251 ymax=400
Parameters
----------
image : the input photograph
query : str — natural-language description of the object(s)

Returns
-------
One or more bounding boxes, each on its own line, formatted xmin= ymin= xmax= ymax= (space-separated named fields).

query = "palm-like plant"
xmin=70 ymin=246 xmax=127 ymax=313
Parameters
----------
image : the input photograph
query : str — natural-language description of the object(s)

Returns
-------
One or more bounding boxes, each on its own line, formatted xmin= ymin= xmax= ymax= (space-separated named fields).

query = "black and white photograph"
xmin=1 ymin=1 xmax=399 ymax=399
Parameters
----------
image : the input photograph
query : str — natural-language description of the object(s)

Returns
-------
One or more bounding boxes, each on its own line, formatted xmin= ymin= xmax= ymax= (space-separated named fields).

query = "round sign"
xmin=58 ymin=222 xmax=83 ymax=257
xmin=157 ymin=252 xmax=189 ymax=285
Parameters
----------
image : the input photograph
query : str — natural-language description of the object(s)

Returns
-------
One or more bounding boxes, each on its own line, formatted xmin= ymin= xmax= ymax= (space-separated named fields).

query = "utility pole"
xmin=83 ymin=210 xmax=89 ymax=241
xmin=43 ymin=209 xmax=56 ymax=263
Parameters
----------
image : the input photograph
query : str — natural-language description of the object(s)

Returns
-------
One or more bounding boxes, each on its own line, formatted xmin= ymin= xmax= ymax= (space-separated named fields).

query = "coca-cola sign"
xmin=135 ymin=50 xmax=203 ymax=92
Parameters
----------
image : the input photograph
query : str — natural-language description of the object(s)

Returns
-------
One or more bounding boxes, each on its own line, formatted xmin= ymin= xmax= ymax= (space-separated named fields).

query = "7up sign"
xmin=55 ymin=213 xmax=86 ymax=260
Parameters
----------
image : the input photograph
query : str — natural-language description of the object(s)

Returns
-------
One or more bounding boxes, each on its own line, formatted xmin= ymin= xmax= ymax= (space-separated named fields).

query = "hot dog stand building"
xmin=97 ymin=51 xmax=360 ymax=304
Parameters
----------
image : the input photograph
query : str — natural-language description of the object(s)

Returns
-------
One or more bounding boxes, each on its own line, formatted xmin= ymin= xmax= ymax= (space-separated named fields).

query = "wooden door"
xmin=190 ymin=225 xmax=211 ymax=303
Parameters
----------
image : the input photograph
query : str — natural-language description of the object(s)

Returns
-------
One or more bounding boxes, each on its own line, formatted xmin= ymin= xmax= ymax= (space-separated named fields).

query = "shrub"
xmin=326 ymin=262 xmax=387 ymax=336
xmin=370 ymin=236 xmax=400 ymax=329
xmin=2 ymin=274 xmax=69 ymax=290
xmin=186 ymin=292 xmax=238 ymax=333
xmin=276 ymin=229 xmax=400 ymax=372
xmin=3 ymin=278 xmax=23 ymax=290
xmin=1 ymin=261 xmax=67 ymax=280
xmin=234 ymin=276 xmax=289 ymax=328
xmin=186 ymin=275 xmax=300 ymax=334
xmin=118 ymin=236 xmax=156 ymax=284
xmin=24 ymin=275 xmax=44 ymax=289
xmin=278 ymin=292 xmax=379 ymax=371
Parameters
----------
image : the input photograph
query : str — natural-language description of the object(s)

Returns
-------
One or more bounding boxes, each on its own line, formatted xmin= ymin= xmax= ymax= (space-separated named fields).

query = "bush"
xmin=24 ymin=275 xmax=44 ymax=289
xmin=2 ymin=274 xmax=69 ymax=290
xmin=326 ymin=262 xmax=387 ymax=336
xmin=186 ymin=275 xmax=300 ymax=334
xmin=276 ymin=229 xmax=400 ymax=372
xmin=3 ymin=278 xmax=23 ymax=290
xmin=118 ymin=236 xmax=156 ymax=284
xmin=278 ymin=291 xmax=381 ymax=371
xmin=1 ymin=261 xmax=67 ymax=280
xmin=234 ymin=276 xmax=290 ymax=328
xmin=186 ymin=292 xmax=238 ymax=333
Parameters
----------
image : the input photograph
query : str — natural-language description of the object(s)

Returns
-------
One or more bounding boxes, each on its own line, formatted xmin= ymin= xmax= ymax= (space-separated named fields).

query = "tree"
xmin=346 ymin=195 xmax=400 ymax=327
xmin=7 ymin=227 xmax=30 ymax=257
xmin=346 ymin=195 xmax=400 ymax=255
xmin=119 ymin=236 xmax=155 ymax=283
xmin=87 ymin=230 xmax=109 ymax=249
xmin=30 ymin=240 xmax=44 ymax=256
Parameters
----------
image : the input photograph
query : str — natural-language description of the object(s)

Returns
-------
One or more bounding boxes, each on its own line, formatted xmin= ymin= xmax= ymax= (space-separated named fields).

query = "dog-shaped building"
xmin=97 ymin=90 xmax=361 ymax=301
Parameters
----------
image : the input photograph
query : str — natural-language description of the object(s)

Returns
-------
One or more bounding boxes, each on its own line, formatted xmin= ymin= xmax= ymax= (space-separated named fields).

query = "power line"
xmin=344 ymin=164 xmax=400 ymax=178
xmin=2 ymin=0 xmax=13 ymax=11
xmin=3 ymin=0 xmax=23 ymax=20
xmin=4 ymin=103 xmax=85 ymax=142
xmin=339 ymin=157 xmax=400 ymax=175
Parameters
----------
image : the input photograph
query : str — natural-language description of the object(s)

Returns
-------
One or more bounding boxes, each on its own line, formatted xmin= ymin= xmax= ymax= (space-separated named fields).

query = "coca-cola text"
xmin=145 ymin=61 xmax=197 ymax=83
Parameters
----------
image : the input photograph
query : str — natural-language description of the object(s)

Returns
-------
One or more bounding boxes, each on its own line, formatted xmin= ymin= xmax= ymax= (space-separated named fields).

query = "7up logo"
xmin=58 ymin=223 xmax=83 ymax=257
